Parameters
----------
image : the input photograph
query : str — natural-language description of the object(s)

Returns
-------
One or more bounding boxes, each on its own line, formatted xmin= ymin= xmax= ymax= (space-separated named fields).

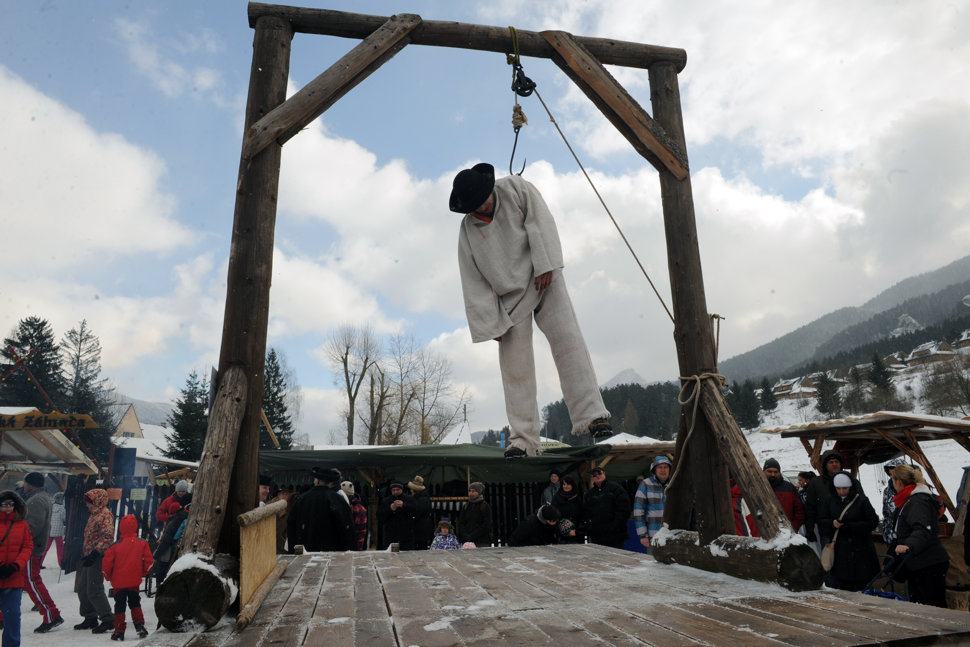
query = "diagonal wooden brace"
xmin=242 ymin=13 xmax=422 ymax=159
xmin=698 ymin=378 xmax=792 ymax=539
xmin=542 ymin=30 xmax=689 ymax=180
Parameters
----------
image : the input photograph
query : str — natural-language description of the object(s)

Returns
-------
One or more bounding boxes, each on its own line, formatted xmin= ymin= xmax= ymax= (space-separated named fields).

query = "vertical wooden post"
xmin=649 ymin=63 xmax=733 ymax=542
xmin=216 ymin=15 xmax=293 ymax=555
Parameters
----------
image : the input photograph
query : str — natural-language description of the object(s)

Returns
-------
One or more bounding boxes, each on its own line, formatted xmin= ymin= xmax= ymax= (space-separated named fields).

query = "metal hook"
xmin=509 ymin=127 xmax=526 ymax=176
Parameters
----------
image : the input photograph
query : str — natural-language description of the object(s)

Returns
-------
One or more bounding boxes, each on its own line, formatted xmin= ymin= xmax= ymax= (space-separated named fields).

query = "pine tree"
xmin=60 ymin=320 xmax=115 ymax=463
xmin=815 ymin=372 xmax=842 ymax=418
xmin=0 ymin=316 xmax=65 ymax=409
xmin=261 ymin=348 xmax=295 ymax=450
xmin=162 ymin=371 xmax=209 ymax=461
xmin=621 ymin=399 xmax=640 ymax=434
xmin=728 ymin=381 xmax=761 ymax=429
xmin=869 ymin=353 xmax=894 ymax=393
xmin=480 ymin=429 xmax=499 ymax=447
xmin=759 ymin=378 xmax=778 ymax=412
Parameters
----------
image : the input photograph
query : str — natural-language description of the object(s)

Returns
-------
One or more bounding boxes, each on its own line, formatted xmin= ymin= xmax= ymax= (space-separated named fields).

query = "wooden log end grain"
xmin=155 ymin=554 xmax=240 ymax=631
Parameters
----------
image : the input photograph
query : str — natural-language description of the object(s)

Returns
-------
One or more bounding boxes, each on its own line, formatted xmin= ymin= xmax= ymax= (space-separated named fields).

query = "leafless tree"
xmin=412 ymin=346 xmax=469 ymax=444
xmin=381 ymin=334 xmax=419 ymax=445
xmin=358 ymin=364 xmax=392 ymax=445
xmin=923 ymin=357 xmax=970 ymax=417
xmin=323 ymin=324 xmax=379 ymax=445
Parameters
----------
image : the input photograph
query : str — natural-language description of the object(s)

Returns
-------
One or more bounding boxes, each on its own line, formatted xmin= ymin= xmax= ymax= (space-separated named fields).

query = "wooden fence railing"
xmin=237 ymin=499 xmax=287 ymax=629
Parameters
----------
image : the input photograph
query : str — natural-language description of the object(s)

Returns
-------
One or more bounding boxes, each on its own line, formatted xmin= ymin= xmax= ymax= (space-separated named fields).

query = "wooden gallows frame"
xmin=185 ymin=3 xmax=806 ymax=583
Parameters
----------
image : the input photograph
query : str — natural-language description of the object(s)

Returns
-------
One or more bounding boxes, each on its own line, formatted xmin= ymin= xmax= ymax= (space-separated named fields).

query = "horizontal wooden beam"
xmin=242 ymin=13 xmax=421 ymax=159
xmin=542 ymin=30 xmax=688 ymax=180
xmin=248 ymin=3 xmax=687 ymax=72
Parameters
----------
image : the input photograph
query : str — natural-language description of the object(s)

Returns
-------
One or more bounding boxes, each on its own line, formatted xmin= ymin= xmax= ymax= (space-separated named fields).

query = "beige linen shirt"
xmin=458 ymin=175 xmax=564 ymax=343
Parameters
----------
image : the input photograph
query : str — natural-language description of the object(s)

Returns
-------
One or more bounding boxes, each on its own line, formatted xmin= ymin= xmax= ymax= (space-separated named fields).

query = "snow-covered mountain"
xmin=602 ymin=368 xmax=649 ymax=388
xmin=111 ymin=393 xmax=174 ymax=426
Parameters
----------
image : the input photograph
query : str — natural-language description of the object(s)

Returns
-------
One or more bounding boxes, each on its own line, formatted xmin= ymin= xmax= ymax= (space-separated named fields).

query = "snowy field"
xmin=29 ymin=547 xmax=159 ymax=646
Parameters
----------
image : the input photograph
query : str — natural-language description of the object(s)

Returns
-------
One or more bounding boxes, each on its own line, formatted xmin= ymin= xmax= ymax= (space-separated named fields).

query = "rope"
xmin=511 ymin=104 xmax=528 ymax=130
xmin=665 ymin=372 xmax=726 ymax=492
xmin=531 ymin=87 xmax=675 ymax=323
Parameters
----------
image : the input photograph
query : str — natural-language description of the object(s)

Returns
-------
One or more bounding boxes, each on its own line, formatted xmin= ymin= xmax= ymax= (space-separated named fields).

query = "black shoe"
xmin=111 ymin=630 xmax=125 ymax=641
xmin=35 ymin=616 xmax=64 ymax=633
xmin=74 ymin=618 xmax=98 ymax=630
xmin=504 ymin=446 xmax=527 ymax=460
xmin=588 ymin=418 xmax=613 ymax=440
xmin=135 ymin=624 xmax=148 ymax=638
xmin=92 ymin=620 xmax=114 ymax=634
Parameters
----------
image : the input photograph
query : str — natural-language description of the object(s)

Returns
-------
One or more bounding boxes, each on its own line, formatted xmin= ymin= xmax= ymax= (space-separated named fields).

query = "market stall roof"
xmin=768 ymin=411 xmax=970 ymax=442
xmin=0 ymin=407 xmax=99 ymax=475
xmin=261 ymin=440 xmax=676 ymax=483
xmin=261 ymin=443 xmax=613 ymax=484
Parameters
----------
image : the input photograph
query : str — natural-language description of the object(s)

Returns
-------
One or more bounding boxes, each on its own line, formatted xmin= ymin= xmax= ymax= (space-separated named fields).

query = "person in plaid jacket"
xmin=633 ymin=455 xmax=671 ymax=550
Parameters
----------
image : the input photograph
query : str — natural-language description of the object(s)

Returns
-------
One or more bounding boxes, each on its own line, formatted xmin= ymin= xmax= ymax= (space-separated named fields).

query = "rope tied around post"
xmin=665 ymin=372 xmax=726 ymax=492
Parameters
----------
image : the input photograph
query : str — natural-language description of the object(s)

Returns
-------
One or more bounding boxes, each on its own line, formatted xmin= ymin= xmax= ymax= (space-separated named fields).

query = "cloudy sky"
xmin=2 ymin=2 xmax=968 ymax=444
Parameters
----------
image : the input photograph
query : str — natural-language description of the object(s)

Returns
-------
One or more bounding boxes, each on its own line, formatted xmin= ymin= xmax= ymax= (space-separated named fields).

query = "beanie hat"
xmin=24 ymin=472 xmax=44 ymax=488
xmin=537 ymin=504 xmax=561 ymax=523
xmin=468 ymin=482 xmax=485 ymax=495
xmin=650 ymin=455 xmax=672 ymax=474
xmin=763 ymin=458 xmax=781 ymax=471
xmin=341 ymin=481 xmax=355 ymax=497
xmin=833 ymin=473 xmax=852 ymax=488
xmin=436 ymin=519 xmax=454 ymax=533
xmin=407 ymin=476 xmax=426 ymax=493
xmin=175 ymin=480 xmax=190 ymax=493
xmin=449 ymin=163 xmax=495 ymax=213
xmin=312 ymin=467 xmax=342 ymax=484
xmin=389 ymin=482 xmax=404 ymax=491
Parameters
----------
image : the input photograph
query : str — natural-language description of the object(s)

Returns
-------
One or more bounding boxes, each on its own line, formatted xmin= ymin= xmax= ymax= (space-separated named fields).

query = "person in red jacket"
xmin=0 ymin=490 xmax=34 ymax=647
xmin=747 ymin=458 xmax=806 ymax=537
xmin=156 ymin=480 xmax=191 ymax=525
xmin=103 ymin=515 xmax=153 ymax=641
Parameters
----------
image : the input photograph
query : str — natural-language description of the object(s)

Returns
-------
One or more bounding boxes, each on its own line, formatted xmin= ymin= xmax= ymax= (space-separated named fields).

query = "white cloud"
xmin=114 ymin=18 xmax=228 ymax=105
xmin=0 ymin=65 xmax=192 ymax=270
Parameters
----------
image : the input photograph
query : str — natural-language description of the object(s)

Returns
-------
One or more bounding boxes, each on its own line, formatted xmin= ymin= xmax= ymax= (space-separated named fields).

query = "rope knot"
xmin=665 ymin=372 xmax=726 ymax=492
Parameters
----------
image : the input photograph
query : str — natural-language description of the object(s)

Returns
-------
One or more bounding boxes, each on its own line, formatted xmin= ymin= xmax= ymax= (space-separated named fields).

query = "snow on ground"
xmin=30 ymin=546 xmax=159 ymax=646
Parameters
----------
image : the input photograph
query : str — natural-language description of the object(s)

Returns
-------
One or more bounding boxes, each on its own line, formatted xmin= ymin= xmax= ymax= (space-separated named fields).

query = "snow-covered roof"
xmin=760 ymin=410 xmax=970 ymax=436
xmin=596 ymin=432 xmax=665 ymax=445
xmin=0 ymin=406 xmax=34 ymax=415
xmin=957 ymin=329 xmax=970 ymax=343
xmin=112 ymin=423 xmax=199 ymax=469
xmin=906 ymin=341 xmax=955 ymax=362
xmin=772 ymin=378 xmax=799 ymax=390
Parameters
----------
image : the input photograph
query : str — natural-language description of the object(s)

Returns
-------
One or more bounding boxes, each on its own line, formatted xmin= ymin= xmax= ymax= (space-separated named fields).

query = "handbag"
xmin=821 ymin=494 xmax=859 ymax=572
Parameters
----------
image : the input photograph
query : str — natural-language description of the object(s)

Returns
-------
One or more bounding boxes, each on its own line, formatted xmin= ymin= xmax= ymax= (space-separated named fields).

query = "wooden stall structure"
xmin=142 ymin=544 xmax=970 ymax=647
xmin=0 ymin=406 xmax=99 ymax=475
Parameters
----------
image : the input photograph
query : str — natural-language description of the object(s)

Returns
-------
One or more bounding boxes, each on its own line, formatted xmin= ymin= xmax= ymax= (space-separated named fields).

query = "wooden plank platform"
xmin=141 ymin=545 xmax=970 ymax=647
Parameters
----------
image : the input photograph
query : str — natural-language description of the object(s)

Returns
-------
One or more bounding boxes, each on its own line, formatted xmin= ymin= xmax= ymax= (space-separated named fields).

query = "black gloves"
xmin=0 ymin=563 xmax=18 ymax=579
xmin=81 ymin=552 xmax=100 ymax=567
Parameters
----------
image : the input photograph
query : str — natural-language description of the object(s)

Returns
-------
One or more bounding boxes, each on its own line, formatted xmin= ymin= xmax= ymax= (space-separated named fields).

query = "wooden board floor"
xmin=142 ymin=544 xmax=970 ymax=647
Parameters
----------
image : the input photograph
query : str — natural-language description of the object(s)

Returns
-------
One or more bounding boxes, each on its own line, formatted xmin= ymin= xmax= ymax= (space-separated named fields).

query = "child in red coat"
xmin=102 ymin=515 xmax=153 ymax=640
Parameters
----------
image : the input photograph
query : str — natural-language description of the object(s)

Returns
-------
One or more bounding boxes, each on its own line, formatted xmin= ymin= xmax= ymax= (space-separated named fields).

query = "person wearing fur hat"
xmin=633 ymin=456 xmax=671 ymax=550
xmin=429 ymin=520 xmax=461 ymax=551
xmin=258 ymin=474 xmax=274 ymax=506
xmin=819 ymin=472 xmax=880 ymax=592
xmin=510 ymin=505 xmax=561 ymax=547
xmin=451 ymin=163 xmax=612 ymax=459
xmin=804 ymin=449 xmax=857 ymax=543
xmin=337 ymin=481 xmax=353 ymax=509
xmin=458 ymin=482 xmax=492 ymax=547
xmin=407 ymin=476 xmax=434 ymax=550
xmin=0 ymin=490 xmax=34 ymax=647
xmin=21 ymin=472 xmax=63 ymax=633
xmin=746 ymin=458 xmax=805 ymax=537
xmin=288 ymin=467 xmax=354 ymax=552
xmin=102 ymin=515 xmax=153 ymax=640
xmin=76 ymin=489 xmax=115 ymax=633
xmin=379 ymin=483 xmax=415 ymax=550
xmin=890 ymin=464 xmax=950 ymax=607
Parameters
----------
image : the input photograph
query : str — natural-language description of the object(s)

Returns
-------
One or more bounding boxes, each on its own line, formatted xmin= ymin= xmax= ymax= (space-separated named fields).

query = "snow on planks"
xmin=138 ymin=545 xmax=970 ymax=647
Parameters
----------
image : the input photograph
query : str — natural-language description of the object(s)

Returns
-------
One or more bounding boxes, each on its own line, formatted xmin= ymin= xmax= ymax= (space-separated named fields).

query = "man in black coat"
xmin=408 ymin=476 xmax=434 ymax=550
xmin=583 ymin=467 xmax=630 ymax=549
xmin=509 ymin=505 xmax=560 ymax=547
xmin=287 ymin=467 xmax=354 ymax=552
xmin=379 ymin=483 xmax=415 ymax=550
xmin=458 ymin=482 xmax=492 ymax=547
xmin=804 ymin=449 xmax=852 ymax=543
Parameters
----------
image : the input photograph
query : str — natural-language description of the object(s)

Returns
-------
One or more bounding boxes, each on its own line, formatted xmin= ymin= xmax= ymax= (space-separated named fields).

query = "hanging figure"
xmin=451 ymin=163 xmax=612 ymax=458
